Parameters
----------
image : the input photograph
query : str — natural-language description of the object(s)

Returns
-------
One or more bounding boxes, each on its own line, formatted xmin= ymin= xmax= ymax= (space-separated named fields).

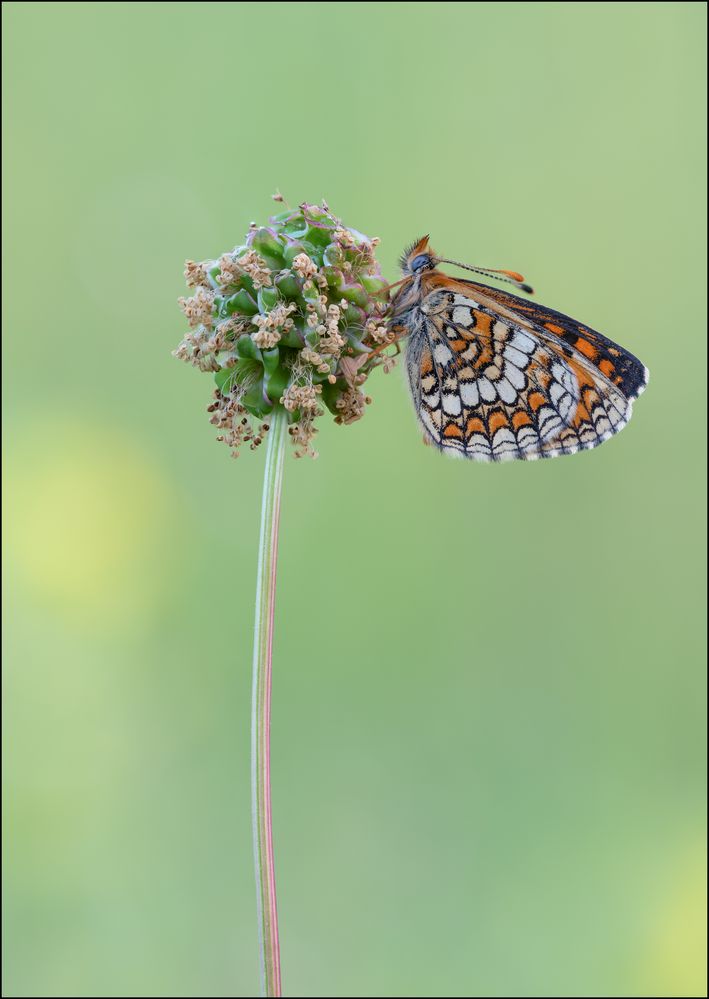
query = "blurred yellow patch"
xmin=638 ymin=838 xmax=707 ymax=997
xmin=4 ymin=422 xmax=178 ymax=630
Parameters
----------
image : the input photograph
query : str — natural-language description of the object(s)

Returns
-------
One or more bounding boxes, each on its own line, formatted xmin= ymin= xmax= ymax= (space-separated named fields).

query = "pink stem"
xmin=251 ymin=408 xmax=286 ymax=997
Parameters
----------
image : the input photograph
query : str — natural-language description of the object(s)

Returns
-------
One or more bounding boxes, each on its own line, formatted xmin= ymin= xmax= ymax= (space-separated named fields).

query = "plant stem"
xmin=251 ymin=407 xmax=286 ymax=998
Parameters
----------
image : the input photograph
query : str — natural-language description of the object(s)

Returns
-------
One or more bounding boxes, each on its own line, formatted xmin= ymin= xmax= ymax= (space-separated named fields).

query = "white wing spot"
xmin=505 ymin=363 xmax=526 ymax=390
xmin=492 ymin=428 xmax=516 ymax=450
xmin=538 ymin=406 xmax=562 ymax=438
xmin=453 ymin=293 xmax=478 ymax=308
xmin=460 ymin=382 xmax=479 ymax=406
xmin=497 ymin=378 xmax=518 ymax=404
xmin=452 ymin=306 xmax=473 ymax=327
xmin=433 ymin=342 xmax=452 ymax=364
xmin=478 ymin=377 xmax=496 ymax=402
xmin=510 ymin=331 xmax=536 ymax=354
xmin=442 ymin=393 xmax=462 ymax=415
xmin=467 ymin=434 xmax=492 ymax=459
xmin=504 ymin=346 xmax=529 ymax=369
xmin=517 ymin=426 xmax=540 ymax=451
xmin=550 ymin=383 xmax=565 ymax=408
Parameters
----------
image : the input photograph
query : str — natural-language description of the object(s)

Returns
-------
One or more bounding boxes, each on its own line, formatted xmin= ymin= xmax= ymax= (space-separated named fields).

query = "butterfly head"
xmin=400 ymin=235 xmax=438 ymax=275
xmin=393 ymin=237 xmax=535 ymax=318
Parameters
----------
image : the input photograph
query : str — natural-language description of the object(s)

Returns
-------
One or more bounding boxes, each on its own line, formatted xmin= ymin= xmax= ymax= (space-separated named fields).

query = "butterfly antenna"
xmin=382 ymin=276 xmax=409 ymax=294
xmin=436 ymin=258 xmax=534 ymax=294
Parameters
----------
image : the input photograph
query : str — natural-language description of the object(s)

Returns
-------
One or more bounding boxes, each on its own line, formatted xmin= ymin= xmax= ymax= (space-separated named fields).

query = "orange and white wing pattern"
xmin=463 ymin=280 xmax=649 ymax=404
xmin=405 ymin=287 xmax=646 ymax=462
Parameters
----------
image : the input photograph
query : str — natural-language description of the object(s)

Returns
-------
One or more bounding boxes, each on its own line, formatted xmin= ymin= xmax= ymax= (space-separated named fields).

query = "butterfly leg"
xmin=365 ymin=330 xmax=406 ymax=367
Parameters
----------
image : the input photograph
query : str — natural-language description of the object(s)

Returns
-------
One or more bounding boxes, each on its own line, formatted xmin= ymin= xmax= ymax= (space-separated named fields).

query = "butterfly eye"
xmin=410 ymin=253 xmax=433 ymax=272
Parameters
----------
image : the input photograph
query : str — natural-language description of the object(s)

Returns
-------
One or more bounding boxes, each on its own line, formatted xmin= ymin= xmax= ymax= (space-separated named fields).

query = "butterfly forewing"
xmin=463 ymin=282 xmax=649 ymax=403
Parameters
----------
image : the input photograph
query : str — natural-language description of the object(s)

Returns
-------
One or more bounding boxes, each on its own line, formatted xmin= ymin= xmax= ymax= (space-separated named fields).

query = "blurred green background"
xmin=3 ymin=2 xmax=706 ymax=996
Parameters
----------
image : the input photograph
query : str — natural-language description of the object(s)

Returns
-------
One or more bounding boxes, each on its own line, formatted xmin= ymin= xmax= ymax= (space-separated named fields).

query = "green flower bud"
xmin=282 ymin=240 xmax=308 ymax=267
xmin=249 ymin=227 xmax=285 ymax=270
xmin=338 ymin=282 xmax=369 ymax=309
xmin=274 ymin=271 xmax=302 ymax=299
xmin=235 ymin=334 xmax=262 ymax=361
xmin=174 ymin=198 xmax=393 ymax=459
xmin=257 ymin=286 xmax=279 ymax=313
xmin=220 ymin=290 xmax=258 ymax=317
xmin=262 ymin=348 xmax=290 ymax=404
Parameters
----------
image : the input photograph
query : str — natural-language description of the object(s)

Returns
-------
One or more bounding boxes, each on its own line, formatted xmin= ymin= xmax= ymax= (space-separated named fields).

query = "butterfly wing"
xmin=463 ymin=281 xmax=649 ymax=402
xmin=406 ymin=285 xmax=641 ymax=461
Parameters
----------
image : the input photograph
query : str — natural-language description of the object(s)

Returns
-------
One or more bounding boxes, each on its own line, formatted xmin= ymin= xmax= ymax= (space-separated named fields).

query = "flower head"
xmin=174 ymin=200 xmax=395 ymax=458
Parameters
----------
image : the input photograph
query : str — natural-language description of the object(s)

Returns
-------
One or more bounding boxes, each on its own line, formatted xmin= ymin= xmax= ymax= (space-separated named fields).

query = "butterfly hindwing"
xmin=408 ymin=288 xmax=634 ymax=461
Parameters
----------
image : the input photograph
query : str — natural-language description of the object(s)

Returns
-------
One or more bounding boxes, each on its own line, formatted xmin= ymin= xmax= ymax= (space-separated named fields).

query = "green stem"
xmin=251 ymin=406 xmax=286 ymax=997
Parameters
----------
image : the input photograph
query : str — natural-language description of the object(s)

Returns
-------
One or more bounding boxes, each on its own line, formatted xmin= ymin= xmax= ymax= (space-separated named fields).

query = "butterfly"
xmin=387 ymin=236 xmax=649 ymax=461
